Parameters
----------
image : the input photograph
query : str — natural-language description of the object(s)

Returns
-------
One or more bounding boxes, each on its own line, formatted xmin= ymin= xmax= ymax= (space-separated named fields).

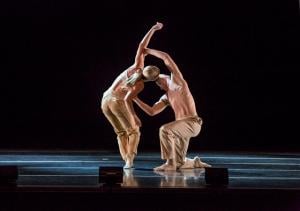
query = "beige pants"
xmin=159 ymin=116 xmax=202 ymax=167
xmin=101 ymin=94 xmax=140 ymax=161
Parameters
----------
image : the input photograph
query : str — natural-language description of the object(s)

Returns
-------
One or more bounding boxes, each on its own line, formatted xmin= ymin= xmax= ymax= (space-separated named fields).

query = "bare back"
xmin=166 ymin=78 xmax=198 ymax=120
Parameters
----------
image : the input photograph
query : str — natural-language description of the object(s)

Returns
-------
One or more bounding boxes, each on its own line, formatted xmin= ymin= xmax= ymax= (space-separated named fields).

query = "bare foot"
xmin=123 ymin=154 xmax=134 ymax=169
xmin=194 ymin=156 xmax=211 ymax=168
xmin=179 ymin=157 xmax=195 ymax=169
xmin=153 ymin=163 xmax=176 ymax=171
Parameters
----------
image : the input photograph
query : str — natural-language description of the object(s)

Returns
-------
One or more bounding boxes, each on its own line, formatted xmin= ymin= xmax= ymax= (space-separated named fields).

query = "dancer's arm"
xmin=144 ymin=48 xmax=184 ymax=80
xmin=134 ymin=22 xmax=163 ymax=70
xmin=133 ymin=96 xmax=168 ymax=116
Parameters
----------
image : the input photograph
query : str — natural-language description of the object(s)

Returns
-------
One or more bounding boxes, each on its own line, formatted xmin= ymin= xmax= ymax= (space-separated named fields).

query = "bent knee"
xmin=159 ymin=125 xmax=171 ymax=134
xmin=199 ymin=117 xmax=203 ymax=126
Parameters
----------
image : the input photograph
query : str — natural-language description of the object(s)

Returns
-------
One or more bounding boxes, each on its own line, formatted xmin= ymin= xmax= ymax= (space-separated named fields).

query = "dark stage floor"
xmin=1 ymin=150 xmax=300 ymax=210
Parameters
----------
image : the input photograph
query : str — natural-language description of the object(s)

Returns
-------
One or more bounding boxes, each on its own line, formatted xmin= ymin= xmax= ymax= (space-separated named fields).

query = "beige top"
xmin=103 ymin=67 xmax=134 ymax=100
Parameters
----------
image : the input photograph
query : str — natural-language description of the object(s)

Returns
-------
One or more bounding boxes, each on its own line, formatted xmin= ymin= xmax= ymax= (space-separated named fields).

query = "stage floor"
xmin=0 ymin=150 xmax=299 ymax=190
xmin=1 ymin=150 xmax=300 ymax=210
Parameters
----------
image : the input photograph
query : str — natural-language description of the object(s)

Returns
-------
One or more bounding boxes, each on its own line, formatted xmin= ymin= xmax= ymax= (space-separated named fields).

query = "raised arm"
xmin=134 ymin=22 xmax=163 ymax=69
xmin=133 ymin=96 xmax=168 ymax=116
xmin=144 ymin=48 xmax=184 ymax=80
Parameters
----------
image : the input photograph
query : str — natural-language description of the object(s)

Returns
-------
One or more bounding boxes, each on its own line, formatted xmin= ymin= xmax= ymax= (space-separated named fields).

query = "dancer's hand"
xmin=152 ymin=22 xmax=163 ymax=31
xmin=142 ymin=48 xmax=149 ymax=57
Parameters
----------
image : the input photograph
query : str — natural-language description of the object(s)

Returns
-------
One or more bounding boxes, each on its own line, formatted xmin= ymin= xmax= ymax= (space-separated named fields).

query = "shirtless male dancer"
xmin=134 ymin=47 xmax=211 ymax=171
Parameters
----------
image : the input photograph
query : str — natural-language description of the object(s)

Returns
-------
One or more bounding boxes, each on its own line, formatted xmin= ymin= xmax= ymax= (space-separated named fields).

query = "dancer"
xmin=101 ymin=22 xmax=163 ymax=168
xmin=134 ymin=48 xmax=211 ymax=171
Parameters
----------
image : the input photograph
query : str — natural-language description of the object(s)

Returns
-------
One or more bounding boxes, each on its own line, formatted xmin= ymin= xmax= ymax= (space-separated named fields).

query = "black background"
xmin=1 ymin=0 xmax=299 ymax=151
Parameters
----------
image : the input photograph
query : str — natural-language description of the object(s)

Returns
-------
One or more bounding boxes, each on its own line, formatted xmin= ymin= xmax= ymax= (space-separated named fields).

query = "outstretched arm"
xmin=134 ymin=22 xmax=163 ymax=69
xmin=133 ymin=97 xmax=168 ymax=116
xmin=144 ymin=48 xmax=184 ymax=80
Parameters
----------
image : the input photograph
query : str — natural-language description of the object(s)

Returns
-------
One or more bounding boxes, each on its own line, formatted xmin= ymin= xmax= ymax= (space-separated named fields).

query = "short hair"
xmin=142 ymin=65 xmax=160 ymax=82
xmin=125 ymin=72 xmax=142 ymax=86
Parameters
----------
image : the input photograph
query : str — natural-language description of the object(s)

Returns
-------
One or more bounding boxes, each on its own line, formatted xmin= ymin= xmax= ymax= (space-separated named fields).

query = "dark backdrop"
xmin=2 ymin=0 xmax=299 ymax=151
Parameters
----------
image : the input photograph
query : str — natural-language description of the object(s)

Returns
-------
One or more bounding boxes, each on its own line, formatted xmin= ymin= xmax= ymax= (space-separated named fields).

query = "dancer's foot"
xmin=123 ymin=154 xmax=134 ymax=169
xmin=179 ymin=157 xmax=195 ymax=169
xmin=194 ymin=156 xmax=211 ymax=168
xmin=154 ymin=163 xmax=176 ymax=171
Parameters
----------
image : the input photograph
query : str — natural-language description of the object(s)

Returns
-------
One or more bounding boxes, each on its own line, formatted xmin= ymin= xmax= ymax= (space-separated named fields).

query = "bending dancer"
xmin=101 ymin=22 xmax=163 ymax=169
xmin=134 ymin=48 xmax=211 ymax=171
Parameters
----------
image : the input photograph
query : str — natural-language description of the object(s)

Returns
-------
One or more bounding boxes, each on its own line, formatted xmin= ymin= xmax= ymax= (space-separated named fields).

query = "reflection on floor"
xmin=0 ymin=151 xmax=299 ymax=189
xmin=1 ymin=151 xmax=300 ymax=210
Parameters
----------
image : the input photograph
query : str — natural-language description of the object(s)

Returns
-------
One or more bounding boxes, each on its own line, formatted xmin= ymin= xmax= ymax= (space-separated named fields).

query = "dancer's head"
xmin=142 ymin=65 xmax=160 ymax=82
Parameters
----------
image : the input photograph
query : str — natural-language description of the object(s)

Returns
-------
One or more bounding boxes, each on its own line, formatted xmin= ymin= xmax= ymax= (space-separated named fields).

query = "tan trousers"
xmin=101 ymin=94 xmax=140 ymax=161
xmin=159 ymin=116 xmax=202 ymax=167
